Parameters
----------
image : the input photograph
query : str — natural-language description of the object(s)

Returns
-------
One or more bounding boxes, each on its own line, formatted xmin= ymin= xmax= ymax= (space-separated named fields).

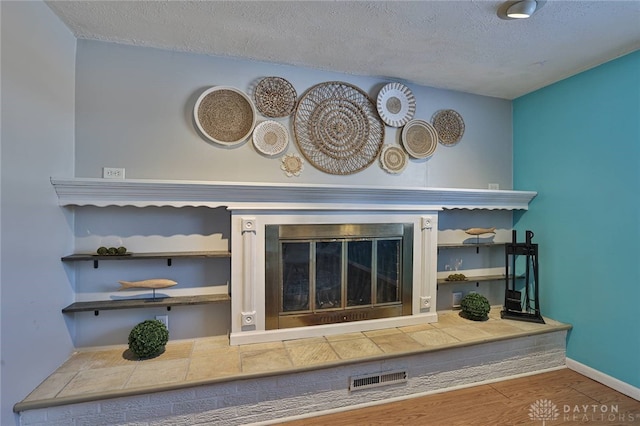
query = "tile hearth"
xmin=17 ymin=308 xmax=570 ymax=415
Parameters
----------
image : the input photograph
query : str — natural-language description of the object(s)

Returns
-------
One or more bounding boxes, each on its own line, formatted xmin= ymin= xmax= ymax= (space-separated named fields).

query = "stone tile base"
xmin=19 ymin=330 xmax=567 ymax=426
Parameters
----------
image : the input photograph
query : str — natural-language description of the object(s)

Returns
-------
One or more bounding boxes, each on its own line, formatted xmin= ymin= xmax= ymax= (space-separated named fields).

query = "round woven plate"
xmin=281 ymin=153 xmax=304 ymax=177
xmin=254 ymin=77 xmax=297 ymax=118
xmin=253 ymin=120 xmax=289 ymax=156
xmin=194 ymin=86 xmax=256 ymax=146
xmin=376 ymin=82 xmax=416 ymax=127
xmin=379 ymin=144 xmax=408 ymax=174
xmin=401 ymin=119 xmax=438 ymax=159
xmin=293 ymin=81 xmax=385 ymax=175
xmin=431 ymin=109 xmax=465 ymax=146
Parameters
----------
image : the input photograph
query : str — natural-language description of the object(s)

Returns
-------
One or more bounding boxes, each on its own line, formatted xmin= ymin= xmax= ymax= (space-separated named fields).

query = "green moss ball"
xmin=128 ymin=319 xmax=169 ymax=359
xmin=460 ymin=293 xmax=491 ymax=321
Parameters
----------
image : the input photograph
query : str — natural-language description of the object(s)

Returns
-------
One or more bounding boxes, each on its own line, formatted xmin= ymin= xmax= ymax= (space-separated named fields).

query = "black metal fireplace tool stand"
xmin=501 ymin=230 xmax=545 ymax=324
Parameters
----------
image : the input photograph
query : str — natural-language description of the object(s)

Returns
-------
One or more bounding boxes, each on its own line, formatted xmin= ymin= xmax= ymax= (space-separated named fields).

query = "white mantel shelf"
xmin=50 ymin=177 xmax=537 ymax=210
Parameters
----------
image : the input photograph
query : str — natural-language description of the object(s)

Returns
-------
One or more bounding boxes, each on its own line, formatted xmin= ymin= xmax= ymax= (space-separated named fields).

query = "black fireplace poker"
xmin=501 ymin=229 xmax=545 ymax=324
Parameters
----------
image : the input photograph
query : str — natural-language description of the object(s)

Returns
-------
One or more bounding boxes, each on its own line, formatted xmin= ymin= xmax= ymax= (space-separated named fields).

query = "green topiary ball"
xmin=460 ymin=293 xmax=491 ymax=321
xmin=128 ymin=319 xmax=169 ymax=359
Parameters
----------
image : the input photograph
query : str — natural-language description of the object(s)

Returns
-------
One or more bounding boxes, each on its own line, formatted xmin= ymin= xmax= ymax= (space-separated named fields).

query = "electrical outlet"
xmin=155 ymin=315 xmax=168 ymax=329
xmin=488 ymin=183 xmax=499 ymax=190
xmin=452 ymin=292 xmax=463 ymax=308
xmin=103 ymin=167 xmax=125 ymax=179
xmin=420 ymin=296 xmax=431 ymax=309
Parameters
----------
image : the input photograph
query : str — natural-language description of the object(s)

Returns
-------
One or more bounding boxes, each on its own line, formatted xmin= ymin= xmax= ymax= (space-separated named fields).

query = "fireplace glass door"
xmin=266 ymin=223 xmax=412 ymax=329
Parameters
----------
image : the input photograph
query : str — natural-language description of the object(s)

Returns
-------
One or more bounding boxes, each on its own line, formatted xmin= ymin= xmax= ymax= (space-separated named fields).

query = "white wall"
xmin=74 ymin=40 xmax=513 ymax=190
xmin=0 ymin=2 xmax=76 ymax=424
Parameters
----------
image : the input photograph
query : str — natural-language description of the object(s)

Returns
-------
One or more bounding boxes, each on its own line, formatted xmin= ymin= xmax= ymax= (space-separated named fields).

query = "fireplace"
xmin=49 ymin=178 xmax=536 ymax=346
xmin=265 ymin=223 xmax=413 ymax=329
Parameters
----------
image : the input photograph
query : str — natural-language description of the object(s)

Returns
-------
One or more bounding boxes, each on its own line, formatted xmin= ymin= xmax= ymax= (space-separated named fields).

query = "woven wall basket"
xmin=401 ymin=119 xmax=438 ymax=159
xmin=376 ymin=82 xmax=416 ymax=128
xmin=431 ymin=109 xmax=465 ymax=146
xmin=293 ymin=81 xmax=384 ymax=175
xmin=194 ymin=86 xmax=256 ymax=146
xmin=254 ymin=77 xmax=297 ymax=118
xmin=380 ymin=144 xmax=408 ymax=174
xmin=253 ymin=120 xmax=289 ymax=156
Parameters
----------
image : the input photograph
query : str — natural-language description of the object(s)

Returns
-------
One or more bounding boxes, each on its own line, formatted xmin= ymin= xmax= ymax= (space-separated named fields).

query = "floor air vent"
xmin=349 ymin=370 xmax=407 ymax=391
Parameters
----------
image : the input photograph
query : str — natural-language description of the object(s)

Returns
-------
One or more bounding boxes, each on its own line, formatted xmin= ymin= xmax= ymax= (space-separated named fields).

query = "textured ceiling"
xmin=46 ymin=0 xmax=640 ymax=99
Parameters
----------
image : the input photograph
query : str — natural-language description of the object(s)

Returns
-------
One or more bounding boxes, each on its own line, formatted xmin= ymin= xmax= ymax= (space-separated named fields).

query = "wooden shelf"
xmin=62 ymin=250 xmax=230 ymax=261
xmin=437 ymin=242 xmax=505 ymax=254
xmin=437 ymin=242 xmax=505 ymax=249
xmin=437 ymin=274 xmax=508 ymax=285
xmin=62 ymin=293 xmax=231 ymax=315
xmin=61 ymin=250 xmax=231 ymax=268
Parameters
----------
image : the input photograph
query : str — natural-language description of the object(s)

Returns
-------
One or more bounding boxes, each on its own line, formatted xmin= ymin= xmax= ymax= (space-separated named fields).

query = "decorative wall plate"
xmin=254 ymin=77 xmax=297 ymax=118
xmin=376 ymin=82 xmax=416 ymax=127
xmin=401 ymin=119 xmax=438 ymax=159
xmin=431 ymin=109 xmax=465 ymax=146
xmin=252 ymin=120 xmax=289 ymax=156
xmin=194 ymin=86 xmax=256 ymax=146
xmin=379 ymin=144 xmax=408 ymax=174
xmin=293 ymin=81 xmax=384 ymax=175
xmin=281 ymin=153 xmax=304 ymax=177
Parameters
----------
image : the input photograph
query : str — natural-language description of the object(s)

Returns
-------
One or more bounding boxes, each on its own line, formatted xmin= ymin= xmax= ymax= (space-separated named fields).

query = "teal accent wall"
xmin=513 ymin=51 xmax=640 ymax=388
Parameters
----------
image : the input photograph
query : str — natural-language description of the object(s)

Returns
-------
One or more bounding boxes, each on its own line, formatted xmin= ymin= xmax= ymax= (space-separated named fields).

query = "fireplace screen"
xmin=266 ymin=223 xmax=413 ymax=329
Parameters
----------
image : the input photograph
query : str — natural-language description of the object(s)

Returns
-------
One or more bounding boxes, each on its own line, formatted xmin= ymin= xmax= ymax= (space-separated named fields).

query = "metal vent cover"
xmin=349 ymin=370 xmax=407 ymax=391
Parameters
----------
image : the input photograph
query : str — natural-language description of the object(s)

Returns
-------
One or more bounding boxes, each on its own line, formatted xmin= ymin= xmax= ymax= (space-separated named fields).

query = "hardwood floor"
xmin=277 ymin=369 xmax=640 ymax=426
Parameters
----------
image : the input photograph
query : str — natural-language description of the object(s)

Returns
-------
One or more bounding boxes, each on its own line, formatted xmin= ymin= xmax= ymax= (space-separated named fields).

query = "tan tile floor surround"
xmin=17 ymin=308 xmax=571 ymax=412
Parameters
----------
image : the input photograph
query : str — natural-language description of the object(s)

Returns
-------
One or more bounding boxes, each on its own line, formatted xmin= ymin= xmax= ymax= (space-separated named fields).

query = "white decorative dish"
xmin=253 ymin=120 xmax=289 ymax=156
xmin=401 ymin=119 xmax=438 ymax=159
xmin=194 ymin=86 xmax=256 ymax=146
xmin=379 ymin=145 xmax=408 ymax=174
xmin=376 ymin=82 xmax=416 ymax=128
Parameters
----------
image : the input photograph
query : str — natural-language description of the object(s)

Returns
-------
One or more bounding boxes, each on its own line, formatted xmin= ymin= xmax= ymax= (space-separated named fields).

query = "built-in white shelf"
xmin=50 ymin=178 xmax=537 ymax=210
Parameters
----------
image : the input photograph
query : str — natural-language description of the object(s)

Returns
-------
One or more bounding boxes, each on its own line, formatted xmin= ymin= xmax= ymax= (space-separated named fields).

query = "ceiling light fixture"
xmin=497 ymin=0 xmax=545 ymax=20
xmin=507 ymin=0 xmax=537 ymax=18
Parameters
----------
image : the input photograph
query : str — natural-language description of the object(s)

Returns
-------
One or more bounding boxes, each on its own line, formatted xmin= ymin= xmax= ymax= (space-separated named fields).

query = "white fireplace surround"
xmin=51 ymin=178 xmax=537 ymax=345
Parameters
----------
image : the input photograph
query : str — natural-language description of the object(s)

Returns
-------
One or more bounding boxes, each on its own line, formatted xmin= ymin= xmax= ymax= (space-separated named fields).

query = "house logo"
xmin=529 ymin=399 xmax=560 ymax=425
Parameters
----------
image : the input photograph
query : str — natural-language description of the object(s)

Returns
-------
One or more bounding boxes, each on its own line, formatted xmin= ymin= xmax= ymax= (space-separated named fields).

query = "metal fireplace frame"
xmin=265 ymin=223 xmax=413 ymax=330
